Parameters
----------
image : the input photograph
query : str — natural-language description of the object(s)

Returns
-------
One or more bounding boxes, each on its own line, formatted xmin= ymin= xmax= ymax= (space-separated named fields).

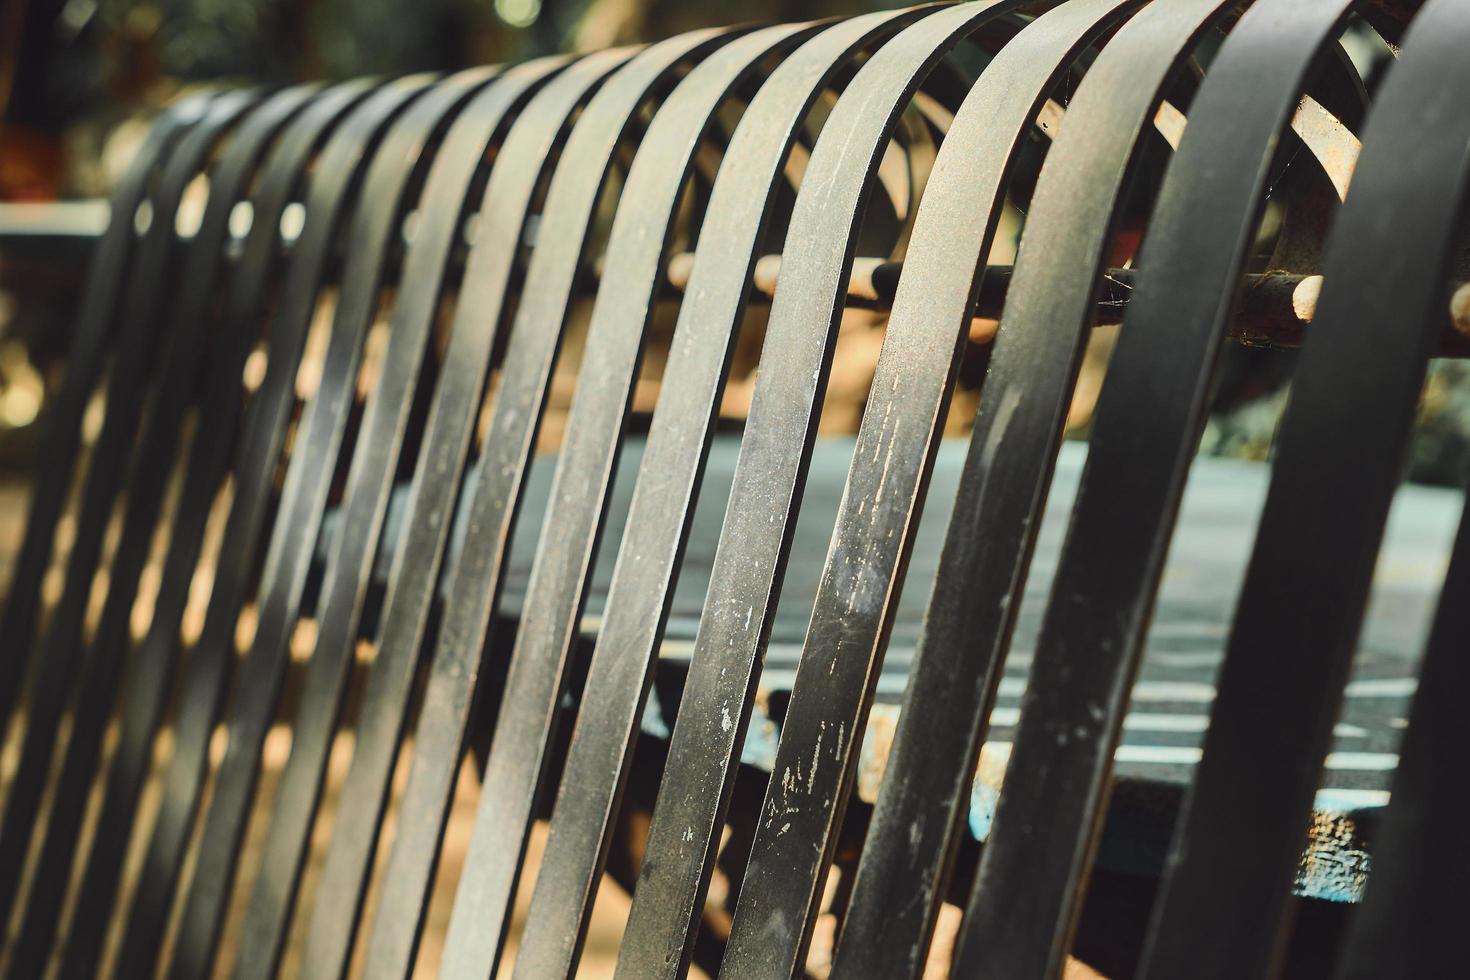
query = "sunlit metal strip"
xmin=0 ymin=86 xmax=261 ymax=935
xmin=499 ymin=12 xmax=926 ymax=980
xmin=109 ymin=71 xmax=459 ymax=978
xmin=1141 ymin=1 xmax=1470 ymax=974
xmin=241 ymin=55 xmax=565 ymax=980
xmin=938 ymin=2 xmax=1249 ymax=975
xmin=1338 ymin=495 xmax=1470 ymax=978
xmin=0 ymin=95 xmax=206 ymax=736
xmin=427 ymin=27 xmax=745 ymax=978
xmin=160 ymin=66 xmax=508 ymax=980
xmin=495 ymin=24 xmax=823 ymax=980
xmin=945 ymin=2 xmax=1362 ymax=977
xmin=807 ymin=2 xmax=1141 ymax=976
xmin=7 ymin=78 xmax=375 ymax=977
xmin=331 ymin=47 xmax=637 ymax=980
xmin=55 ymin=76 xmax=434 ymax=980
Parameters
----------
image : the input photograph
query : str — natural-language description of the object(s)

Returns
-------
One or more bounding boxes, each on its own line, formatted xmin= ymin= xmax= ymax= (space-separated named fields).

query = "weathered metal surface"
xmin=803 ymin=1 xmax=1145 ymax=974
xmin=429 ymin=27 xmax=749 ymax=978
xmin=6 ymin=78 xmax=376 ymax=978
xmin=335 ymin=46 xmax=637 ymax=980
xmin=109 ymin=71 xmax=459 ymax=978
xmin=494 ymin=23 xmax=826 ymax=980
xmin=939 ymin=0 xmax=1253 ymax=971
xmin=159 ymin=67 xmax=508 ymax=980
xmin=1141 ymin=0 xmax=1470 ymax=973
xmin=3 ymin=2 xmax=1468 ymax=975
xmin=949 ymin=0 xmax=1360 ymax=974
xmin=230 ymin=59 xmax=572 ymax=980
xmin=51 ymin=76 xmax=438 ymax=980
xmin=0 ymin=94 xmax=206 ymax=737
xmin=0 ymin=85 xmax=263 ymax=938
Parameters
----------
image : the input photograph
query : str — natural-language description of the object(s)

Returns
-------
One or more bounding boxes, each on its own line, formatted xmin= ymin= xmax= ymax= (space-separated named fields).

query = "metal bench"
xmin=1 ymin=0 xmax=1467 ymax=976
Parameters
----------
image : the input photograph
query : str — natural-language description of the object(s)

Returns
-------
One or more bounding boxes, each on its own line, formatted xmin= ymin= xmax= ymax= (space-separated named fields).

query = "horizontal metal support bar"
xmin=5 ymin=203 xmax=1466 ymax=357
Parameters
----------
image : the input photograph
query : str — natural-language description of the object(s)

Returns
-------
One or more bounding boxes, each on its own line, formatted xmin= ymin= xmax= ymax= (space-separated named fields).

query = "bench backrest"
xmin=1 ymin=1 xmax=1467 ymax=977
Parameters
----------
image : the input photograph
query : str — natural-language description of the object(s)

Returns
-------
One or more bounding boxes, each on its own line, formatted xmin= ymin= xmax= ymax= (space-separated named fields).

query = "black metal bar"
xmin=109 ymin=71 xmax=451 ymax=979
xmin=159 ymin=67 xmax=504 ymax=980
xmin=0 ymin=86 xmax=261 ymax=934
xmin=6 ymin=77 xmax=375 ymax=978
xmin=234 ymin=55 xmax=564 ymax=980
xmin=54 ymin=75 xmax=433 ymax=980
xmin=500 ymin=24 xmax=821 ymax=980
xmin=930 ymin=1 xmax=1359 ymax=978
xmin=1337 ymin=494 xmax=1470 ymax=979
xmin=944 ymin=0 xmax=1250 ymax=973
xmin=822 ymin=1 xmax=1144 ymax=975
xmin=0 ymin=98 xmax=203 ymax=737
xmin=607 ymin=4 xmax=1022 ymax=977
xmin=321 ymin=45 xmax=636 ymax=980
xmin=1140 ymin=0 xmax=1470 ymax=974
xmin=426 ymin=27 xmax=745 ymax=978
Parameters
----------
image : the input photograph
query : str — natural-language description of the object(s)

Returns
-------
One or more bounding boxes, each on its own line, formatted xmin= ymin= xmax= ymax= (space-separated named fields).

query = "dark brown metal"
xmin=498 ymin=25 xmax=822 ymax=980
xmin=160 ymin=67 xmax=506 ymax=980
xmin=231 ymin=55 xmax=568 ymax=980
xmin=324 ymin=46 xmax=637 ymax=980
xmin=6 ymin=78 xmax=375 ymax=978
xmin=429 ymin=27 xmax=748 ymax=978
xmin=0 ymin=95 xmax=206 ymax=738
xmin=53 ymin=75 xmax=436 ymax=980
xmin=0 ymin=85 xmax=262 ymax=937
xmin=1141 ymin=0 xmax=1470 ymax=973
xmin=813 ymin=2 xmax=1143 ymax=975
xmin=110 ymin=71 xmax=460 ymax=979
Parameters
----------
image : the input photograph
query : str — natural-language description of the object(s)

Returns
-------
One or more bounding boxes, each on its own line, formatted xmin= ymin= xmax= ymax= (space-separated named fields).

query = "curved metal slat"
xmin=1141 ymin=0 xmax=1470 ymax=974
xmin=940 ymin=1 xmax=1359 ymax=978
xmin=110 ymin=70 xmax=466 ymax=979
xmin=238 ymin=55 xmax=567 ymax=980
xmin=322 ymin=47 xmax=637 ymax=980
xmin=0 ymin=94 xmax=206 ymax=737
xmin=498 ymin=24 xmax=826 ymax=980
xmin=0 ymin=85 xmax=262 ymax=934
xmin=1338 ymin=494 xmax=1470 ymax=979
xmin=821 ymin=3 xmax=1148 ymax=976
xmin=161 ymin=66 xmax=512 ymax=980
xmin=608 ymin=15 xmax=935 ymax=978
xmin=487 ymin=12 xmax=926 ymax=980
xmin=55 ymin=75 xmax=437 ymax=980
xmin=941 ymin=2 xmax=1249 ymax=975
xmin=423 ymin=27 xmax=746 ymax=978
xmin=7 ymin=78 xmax=376 ymax=977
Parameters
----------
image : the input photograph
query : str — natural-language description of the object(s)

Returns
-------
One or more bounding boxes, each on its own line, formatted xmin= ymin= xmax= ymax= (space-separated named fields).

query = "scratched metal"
xmin=331 ymin=48 xmax=637 ymax=980
xmin=242 ymin=56 xmax=560 ymax=980
xmin=7 ymin=79 xmax=376 ymax=977
xmin=609 ymin=15 xmax=931 ymax=979
xmin=801 ymin=2 xmax=1141 ymax=976
xmin=626 ymin=7 xmax=1031 ymax=976
xmin=0 ymin=86 xmax=261 ymax=935
xmin=939 ymin=1 xmax=1361 ymax=977
xmin=498 ymin=24 xmax=825 ymax=980
xmin=1339 ymin=497 xmax=1470 ymax=979
xmin=0 ymin=94 xmax=206 ymax=737
xmin=53 ymin=77 xmax=435 ymax=980
xmin=931 ymin=2 xmax=1243 ymax=976
xmin=109 ymin=71 xmax=462 ymax=978
xmin=1141 ymin=0 xmax=1470 ymax=974
xmin=427 ymin=28 xmax=744 ymax=978
xmin=160 ymin=67 xmax=506 ymax=980
xmin=461 ymin=12 xmax=910 ymax=980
